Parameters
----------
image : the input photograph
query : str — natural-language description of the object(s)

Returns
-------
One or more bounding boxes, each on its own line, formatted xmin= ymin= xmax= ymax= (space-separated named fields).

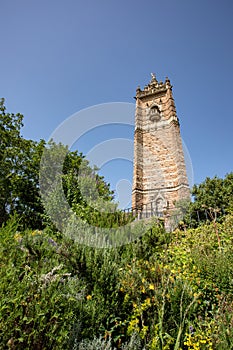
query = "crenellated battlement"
xmin=135 ymin=74 xmax=172 ymax=99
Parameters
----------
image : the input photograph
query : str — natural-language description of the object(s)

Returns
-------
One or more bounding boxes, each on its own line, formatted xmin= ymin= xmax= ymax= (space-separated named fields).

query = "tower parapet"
xmin=136 ymin=74 xmax=172 ymax=99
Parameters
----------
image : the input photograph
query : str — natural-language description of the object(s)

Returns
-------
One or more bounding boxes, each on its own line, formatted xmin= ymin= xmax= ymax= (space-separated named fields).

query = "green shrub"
xmin=1 ymin=213 xmax=233 ymax=349
xmin=0 ymin=218 xmax=85 ymax=349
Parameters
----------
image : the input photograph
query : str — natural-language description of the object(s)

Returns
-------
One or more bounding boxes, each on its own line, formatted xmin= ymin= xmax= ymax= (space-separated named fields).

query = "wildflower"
xmin=14 ymin=232 xmax=22 ymax=242
xmin=189 ymin=325 xmax=195 ymax=334
xmin=48 ymin=237 xmax=57 ymax=247
xmin=40 ymin=264 xmax=70 ymax=287
xmin=31 ymin=230 xmax=42 ymax=236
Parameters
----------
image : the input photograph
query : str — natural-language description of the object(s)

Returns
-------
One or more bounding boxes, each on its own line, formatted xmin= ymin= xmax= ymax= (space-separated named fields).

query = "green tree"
xmin=40 ymin=141 xmax=129 ymax=231
xmin=0 ymin=99 xmax=119 ymax=230
xmin=187 ymin=173 xmax=233 ymax=226
xmin=0 ymin=98 xmax=46 ymax=228
xmin=0 ymin=97 xmax=22 ymax=224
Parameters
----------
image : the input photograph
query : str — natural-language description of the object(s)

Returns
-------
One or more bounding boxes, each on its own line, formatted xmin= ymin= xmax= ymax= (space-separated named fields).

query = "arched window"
xmin=149 ymin=105 xmax=161 ymax=122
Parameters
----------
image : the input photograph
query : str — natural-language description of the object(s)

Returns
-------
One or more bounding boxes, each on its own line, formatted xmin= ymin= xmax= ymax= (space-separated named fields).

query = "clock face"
xmin=149 ymin=106 xmax=161 ymax=122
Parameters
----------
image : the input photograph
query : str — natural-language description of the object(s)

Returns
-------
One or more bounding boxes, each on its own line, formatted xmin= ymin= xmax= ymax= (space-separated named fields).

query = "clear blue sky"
xmin=1 ymin=0 xmax=233 ymax=207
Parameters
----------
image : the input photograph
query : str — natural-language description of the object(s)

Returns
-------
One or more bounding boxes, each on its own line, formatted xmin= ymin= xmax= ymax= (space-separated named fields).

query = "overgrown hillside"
xmin=1 ymin=214 xmax=233 ymax=349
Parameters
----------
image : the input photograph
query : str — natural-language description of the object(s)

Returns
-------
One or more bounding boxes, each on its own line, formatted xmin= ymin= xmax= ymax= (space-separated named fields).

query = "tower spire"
xmin=150 ymin=72 xmax=157 ymax=83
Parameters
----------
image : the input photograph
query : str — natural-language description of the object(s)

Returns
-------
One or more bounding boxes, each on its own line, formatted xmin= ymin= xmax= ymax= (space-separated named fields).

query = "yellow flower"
xmin=31 ymin=230 xmax=42 ymax=236
xmin=149 ymin=283 xmax=155 ymax=290
xmin=14 ymin=233 xmax=22 ymax=241
xmin=86 ymin=295 xmax=92 ymax=300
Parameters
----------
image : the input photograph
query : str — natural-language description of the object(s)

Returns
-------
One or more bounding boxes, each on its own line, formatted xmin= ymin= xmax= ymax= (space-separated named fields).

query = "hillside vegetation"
xmin=1 ymin=99 xmax=233 ymax=349
xmin=1 ymin=214 xmax=233 ymax=349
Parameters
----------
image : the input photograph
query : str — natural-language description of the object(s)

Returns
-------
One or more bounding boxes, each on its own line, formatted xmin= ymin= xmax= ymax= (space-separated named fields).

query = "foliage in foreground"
xmin=1 ymin=213 xmax=233 ymax=349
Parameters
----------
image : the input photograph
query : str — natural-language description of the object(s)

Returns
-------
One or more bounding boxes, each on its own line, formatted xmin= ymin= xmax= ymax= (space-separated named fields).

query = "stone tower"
xmin=132 ymin=74 xmax=190 ymax=216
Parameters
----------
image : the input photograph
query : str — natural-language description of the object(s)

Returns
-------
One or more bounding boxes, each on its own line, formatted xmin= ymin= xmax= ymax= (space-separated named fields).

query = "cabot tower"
xmin=132 ymin=74 xmax=190 ymax=215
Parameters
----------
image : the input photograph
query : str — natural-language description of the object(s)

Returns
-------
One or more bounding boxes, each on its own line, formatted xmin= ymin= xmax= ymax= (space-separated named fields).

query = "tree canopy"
xmin=0 ymin=99 xmax=115 ymax=229
xmin=0 ymin=98 xmax=46 ymax=227
xmin=181 ymin=173 xmax=233 ymax=227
